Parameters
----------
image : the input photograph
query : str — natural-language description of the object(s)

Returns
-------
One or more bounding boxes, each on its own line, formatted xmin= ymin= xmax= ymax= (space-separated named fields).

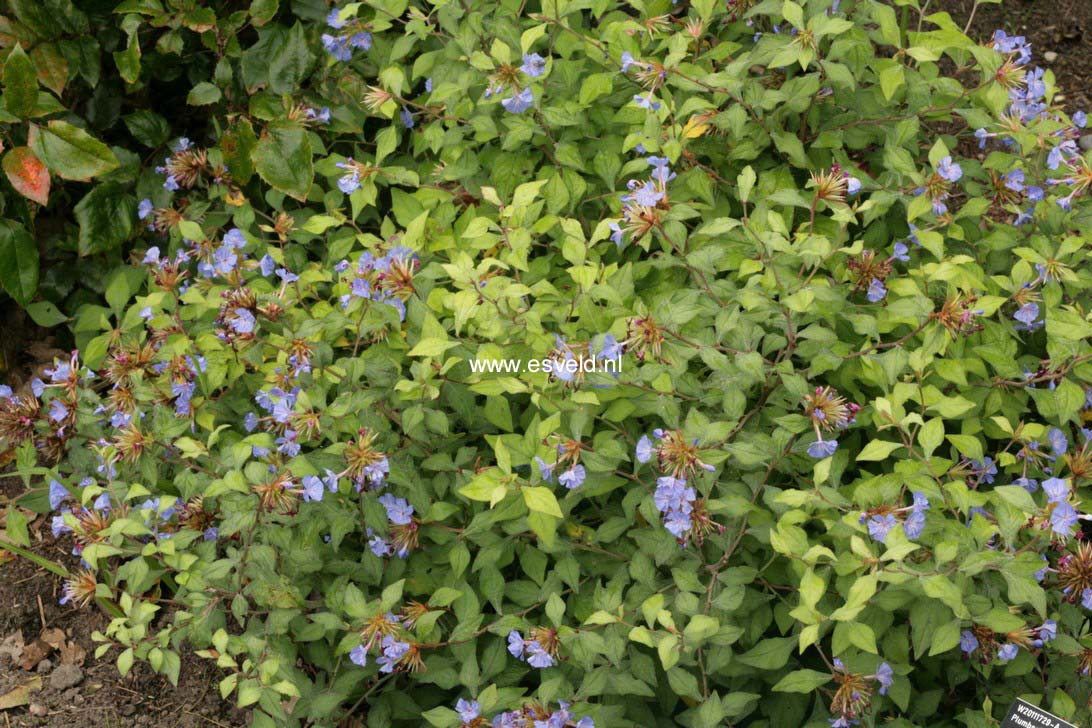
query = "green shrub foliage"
xmin=2 ymin=0 xmax=1092 ymax=726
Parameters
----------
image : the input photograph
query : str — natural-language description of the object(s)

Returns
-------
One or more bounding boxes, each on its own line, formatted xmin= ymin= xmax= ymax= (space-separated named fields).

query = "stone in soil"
xmin=1080 ymin=134 xmax=1092 ymax=151
xmin=49 ymin=664 xmax=84 ymax=691
xmin=1044 ymin=50 xmax=1059 ymax=62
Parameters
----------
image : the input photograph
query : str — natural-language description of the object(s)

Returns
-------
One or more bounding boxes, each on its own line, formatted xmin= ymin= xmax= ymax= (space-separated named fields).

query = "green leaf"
xmin=25 ymin=300 xmax=66 ymax=327
xmin=252 ymin=120 xmax=313 ymax=201
xmin=30 ymin=120 xmax=119 ymax=181
xmin=772 ymin=669 xmax=831 ymax=693
xmin=74 ymin=183 xmax=135 ymax=256
xmin=0 ymin=219 xmax=38 ymax=305
xmin=123 ymin=110 xmax=170 ymax=148
xmin=856 ymin=440 xmax=902 ymax=461
xmin=113 ymin=31 xmax=141 ymax=84
xmin=522 ymin=486 xmax=563 ymax=517
xmin=3 ymin=43 xmax=38 ymax=118
xmin=186 ymin=81 xmax=221 ymax=105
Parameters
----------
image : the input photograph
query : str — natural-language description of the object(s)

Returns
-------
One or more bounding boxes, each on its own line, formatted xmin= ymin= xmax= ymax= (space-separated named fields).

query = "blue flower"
xmin=230 ymin=308 xmax=256 ymax=334
xmin=244 ymin=412 xmax=259 ymax=432
xmin=349 ymin=645 xmax=367 ymax=667
xmin=49 ymin=399 xmax=68 ymax=423
xmin=1038 ymin=619 xmax=1057 ymax=643
xmin=633 ymin=93 xmax=661 ymax=111
xmin=535 ymin=456 xmax=555 ymax=481
xmin=873 ymin=662 xmax=893 ymax=695
xmin=866 ymin=514 xmax=898 ymax=543
xmin=378 ymin=494 xmax=414 ymax=525
xmin=1014 ymin=476 xmax=1038 ymax=492
xmin=351 ymin=32 xmax=372 ymax=50
xmin=260 ymin=254 xmax=276 ymax=277
xmin=501 ymin=87 xmax=534 ymax=114
xmin=425 ymin=77 xmax=433 ymax=92
xmin=663 ymin=509 xmax=692 ymax=538
xmin=654 ymin=476 xmax=692 ymax=513
xmin=559 ymin=464 xmax=586 ymax=489
xmin=866 ymin=279 xmax=887 ymax=303
xmin=959 ymin=630 xmax=978 ymax=654
xmin=520 ymin=53 xmax=546 ymax=77
xmin=1013 ymin=302 xmax=1041 ymax=330
xmin=507 ymin=630 xmax=525 ymax=659
xmin=620 ymin=51 xmax=642 ymax=73
xmin=1083 ymin=588 xmax=1092 ymax=610
xmin=1051 ymin=502 xmax=1078 ymax=535
xmin=223 ymin=228 xmax=246 ymax=249
xmin=49 ymin=480 xmax=68 ymax=510
xmin=369 ymin=532 xmax=392 ymax=557
xmin=974 ymin=128 xmax=989 ymax=149
xmin=936 ymin=156 xmax=962 ymax=182
xmin=997 ymin=643 xmax=1018 ymax=662
xmin=1004 ymin=168 xmax=1025 ymax=192
xmin=892 ymin=242 xmax=910 ymax=262
xmin=846 ymin=176 xmax=862 ymax=195
xmin=807 ymin=439 xmax=838 ymax=459
xmin=456 ymin=699 xmax=481 ymax=722
xmin=632 ymin=181 xmax=663 ymax=207
xmin=138 ymin=198 xmax=154 ymax=220
xmin=301 ymin=475 xmax=326 ymax=502
xmin=525 ymin=640 xmax=555 ymax=668
xmin=1075 ymin=110 xmax=1088 ymax=128
xmin=635 ymin=435 xmax=653 ymax=463
xmin=143 ymin=246 xmax=160 ymax=265
xmin=1043 ymin=477 xmax=1069 ymax=504
xmin=337 ymin=160 xmax=361 ymax=194
xmin=322 ymin=33 xmax=353 ymax=62
xmin=377 ymin=636 xmax=410 ymax=673
xmin=1048 ymin=427 xmax=1068 ymax=455
xmin=400 ymin=107 xmax=415 ymax=128
xmin=276 ymin=267 xmax=299 ymax=284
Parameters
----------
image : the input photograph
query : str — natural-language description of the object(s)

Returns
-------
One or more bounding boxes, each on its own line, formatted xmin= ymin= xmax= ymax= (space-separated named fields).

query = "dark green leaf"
xmin=30 ymin=120 xmax=119 ymax=181
xmin=0 ymin=219 xmax=38 ymax=305
xmin=2 ymin=43 xmax=38 ymax=118
xmin=74 ymin=183 xmax=135 ymax=255
xmin=252 ymin=120 xmax=313 ymax=201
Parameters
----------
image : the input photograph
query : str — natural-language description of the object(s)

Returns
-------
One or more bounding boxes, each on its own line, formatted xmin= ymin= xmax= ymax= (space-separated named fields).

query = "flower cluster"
xmin=507 ymin=628 xmax=559 ymax=669
xmin=536 ymin=435 xmax=587 ymax=489
xmin=364 ymin=494 xmax=417 ymax=558
xmin=348 ymin=612 xmax=421 ymax=673
xmin=610 ymin=155 xmax=676 ymax=245
xmin=859 ymin=492 xmax=930 ymax=543
xmin=453 ymin=699 xmax=593 ymax=728
xmin=334 ymin=246 xmax=417 ymax=322
xmin=828 ymin=658 xmax=894 ymax=727
xmin=322 ymin=8 xmax=372 ymax=61
xmin=484 ymin=52 xmax=548 ymax=114
xmin=636 ymin=429 xmax=721 ymax=545
xmin=960 ymin=620 xmax=1056 ymax=665
xmin=804 ymin=386 xmax=860 ymax=459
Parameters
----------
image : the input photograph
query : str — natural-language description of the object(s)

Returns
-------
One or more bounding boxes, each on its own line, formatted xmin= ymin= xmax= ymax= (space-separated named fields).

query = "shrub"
xmin=2 ymin=0 xmax=1092 ymax=726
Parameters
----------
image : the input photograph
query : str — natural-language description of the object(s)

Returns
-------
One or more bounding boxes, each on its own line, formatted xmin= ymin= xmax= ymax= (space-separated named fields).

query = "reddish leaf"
xmin=30 ymin=43 xmax=68 ymax=96
xmin=3 ymin=147 xmax=50 ymax=205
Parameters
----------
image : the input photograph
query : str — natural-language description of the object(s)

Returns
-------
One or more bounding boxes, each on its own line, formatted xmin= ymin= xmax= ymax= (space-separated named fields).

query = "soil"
xmin=0 ymin=488 xmax=249 ymax=728
xmin=939 ymin=0 xmax=1091 ymax=113
xmin=1 ymin=1 xmax=1090 ymax=727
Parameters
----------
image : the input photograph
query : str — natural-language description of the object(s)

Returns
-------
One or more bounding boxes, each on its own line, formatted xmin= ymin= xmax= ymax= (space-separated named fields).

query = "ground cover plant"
xmin=2 ymin=0 xmax=1092 ymax=726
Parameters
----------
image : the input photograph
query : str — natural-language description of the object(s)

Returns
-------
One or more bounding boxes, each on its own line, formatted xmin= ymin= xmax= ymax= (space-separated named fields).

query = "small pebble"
xmin=49 ymin=663 xmax=83 ymax=691
xmin=1044 ymin=51 xmax=1058 ymax=62
xmin=28 ymin=703 xmax=48 ymax=717
xmin=35 ymin=658 xmax=53 ymax=673
xmin=1080 ymin=134 xmax=1092 ymax=152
